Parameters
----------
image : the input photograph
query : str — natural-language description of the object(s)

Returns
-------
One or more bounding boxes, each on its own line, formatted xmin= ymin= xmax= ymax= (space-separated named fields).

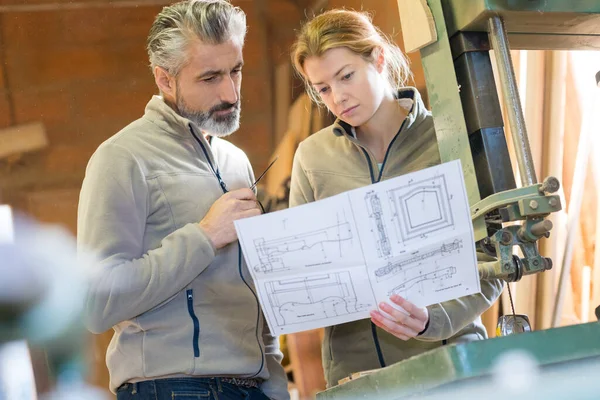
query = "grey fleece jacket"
xmin=77 ymin=96 xmax=289 ymax=399
xmin=289 ymin=88 xmax=503 ymax=387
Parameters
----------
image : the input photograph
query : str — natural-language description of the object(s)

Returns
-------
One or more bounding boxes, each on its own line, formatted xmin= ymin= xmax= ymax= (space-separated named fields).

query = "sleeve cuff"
xmin=194 ymin=224 xmax=217 ymax=255
xmin=417 ymin=315 xmax=430 ymax=336
xmin=415 ymin=305 xmax=447 ymax=341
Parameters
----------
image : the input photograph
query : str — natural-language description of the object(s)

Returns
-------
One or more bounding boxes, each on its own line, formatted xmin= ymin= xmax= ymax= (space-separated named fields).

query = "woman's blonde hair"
xmin=291 ymin=9 xmax=411 ymax=105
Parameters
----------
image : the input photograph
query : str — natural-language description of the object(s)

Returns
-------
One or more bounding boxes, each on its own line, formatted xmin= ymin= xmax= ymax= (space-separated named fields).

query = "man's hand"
xmin=370 ymin=294 xmax=429 ymax=341
xmin=199 ymin=188 xmax=262 ymax=249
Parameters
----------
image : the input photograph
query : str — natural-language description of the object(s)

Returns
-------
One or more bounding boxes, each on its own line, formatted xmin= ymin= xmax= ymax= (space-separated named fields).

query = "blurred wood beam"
xmin=0 ymin=1 xmax=177 ymax=12
xmin=537 ymin=51 xmax=568 ymax=330
xmin=0 ymin=122 xmax=48 ymax=161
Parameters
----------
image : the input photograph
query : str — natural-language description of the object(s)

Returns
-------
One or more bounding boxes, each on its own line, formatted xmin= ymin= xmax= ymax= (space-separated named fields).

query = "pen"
xmin=250 ymin=156 xmax=279 ymax=191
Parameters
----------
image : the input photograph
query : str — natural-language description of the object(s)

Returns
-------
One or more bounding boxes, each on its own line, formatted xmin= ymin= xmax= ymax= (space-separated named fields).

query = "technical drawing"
xmin=254 ymin=215 xmax=353 ymax=274
xmin=388 ymin=175 xmax=454 ymax=243
xmin=388 ymin=266 xmax=457 ymax=297
xmin=374 ymin=239 xmax=462 ymax=282
xmin=365 ymin=191 xmax=392 ymax=258
xmin=265 ymin=272 xmax=372 ymax=326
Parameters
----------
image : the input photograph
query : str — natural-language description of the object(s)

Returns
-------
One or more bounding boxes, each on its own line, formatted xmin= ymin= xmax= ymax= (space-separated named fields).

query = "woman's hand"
xmin=370 ymin=294 xmax=429 ymax=341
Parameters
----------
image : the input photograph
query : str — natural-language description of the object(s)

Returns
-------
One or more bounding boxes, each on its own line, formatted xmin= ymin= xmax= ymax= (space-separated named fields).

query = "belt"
xmin=219 ymin=377 xmax=260 ymax=389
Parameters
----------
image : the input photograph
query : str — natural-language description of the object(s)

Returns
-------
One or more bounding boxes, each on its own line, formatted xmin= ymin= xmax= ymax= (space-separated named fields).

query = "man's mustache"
xmin=209 ymin=101 xmax=240 ymax=115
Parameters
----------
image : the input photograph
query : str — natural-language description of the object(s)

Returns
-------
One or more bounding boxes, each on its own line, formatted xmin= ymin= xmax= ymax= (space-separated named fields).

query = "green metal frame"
xmin=420 ymin=0 xmax=487 ymax=239
xmin=423 ymin=0 xmax=567 ymax=281
xmin=442 ymin=0 xmax=600 ymax=50
xmin=317 ymin=322 xmax=600 ymax=399
xmin=470 ymin=183 xmax=561 ymax=241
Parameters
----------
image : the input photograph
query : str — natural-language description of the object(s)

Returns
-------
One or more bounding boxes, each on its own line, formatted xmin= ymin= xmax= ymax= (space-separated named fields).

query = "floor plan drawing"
xmin=388 ymin=266 xmax=457 ymax=297
xmin=234 ymin=160 xmax=480 ymax=334
xmin=264 ymin=272 xmax=372 ymax=327
xmin=253 ymin=214 xmax=353 ymax=274
xmin=374 ymin=239 xmax=462 ymax=282
xmin=365 ymin=191 xmax=392 ymax=258
xmin=388 ymin=175 xmax=454 ymax=243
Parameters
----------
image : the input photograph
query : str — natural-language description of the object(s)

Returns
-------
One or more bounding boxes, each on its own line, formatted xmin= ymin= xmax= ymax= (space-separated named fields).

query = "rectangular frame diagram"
xmin=388 ymin=175 xmax=454 ymax=243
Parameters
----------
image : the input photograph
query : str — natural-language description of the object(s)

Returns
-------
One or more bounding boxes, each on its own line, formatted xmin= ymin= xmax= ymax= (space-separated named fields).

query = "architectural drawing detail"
xmin=388 ymin=266 xmax=457 ymax=296
xmin=374 ymin=239 xmax=462 ymax=282
xmin=388 ymin=175 xmax=454 ymax=242
xmin=254 ymin=220 xmax=352 ymax=273
xmin=365 ymin=191 xmax=392 ymax=258
xmin=265 ymin=272 xmax=371 ymax=326
xmin=234 ymin=160 xmax=480 ymax=335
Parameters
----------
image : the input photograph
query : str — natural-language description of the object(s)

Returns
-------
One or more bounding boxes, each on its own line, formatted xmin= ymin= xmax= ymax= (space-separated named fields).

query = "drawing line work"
xmin=388 ymin=266 xmax=457 ymax=296
xmin=234 ymin=160 xmax=481 ymax=334
xmin=265 ymin=272 xmax=372 ymax=326
xmin=365 ymin=191 xmax=392 ymax=258
xmin=374 ymin=239 xmax=462 ymax=282
xmin=254 ymin=216 xmax=353 ymax=274
xmin=388 ymin=175 xmax=454 ymax=243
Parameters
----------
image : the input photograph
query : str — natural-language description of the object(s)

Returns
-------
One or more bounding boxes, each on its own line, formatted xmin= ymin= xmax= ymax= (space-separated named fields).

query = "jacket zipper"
xmin=186 ymin=289 xmax=200 ymax=358
xmin=189 ymin=126 xmax=229 ymax=193
xmin=187 ymin=124 xmax=265 ymax=376
xmin=358 ymin=116 xmax=409 ymax=369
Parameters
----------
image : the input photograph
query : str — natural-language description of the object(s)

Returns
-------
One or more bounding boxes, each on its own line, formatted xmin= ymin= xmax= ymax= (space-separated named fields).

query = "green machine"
xmin=318 ymin=1 xmax=600 ymax=398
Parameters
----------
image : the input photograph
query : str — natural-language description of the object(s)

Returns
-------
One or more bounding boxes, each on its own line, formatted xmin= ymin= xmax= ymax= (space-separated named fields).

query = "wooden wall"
xmin=0 ymin=1 xmax=430 ymax=397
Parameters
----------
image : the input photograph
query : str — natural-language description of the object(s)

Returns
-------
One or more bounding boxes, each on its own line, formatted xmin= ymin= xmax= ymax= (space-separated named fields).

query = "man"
xmin=77 ymin=1 xmax=289 ymax=399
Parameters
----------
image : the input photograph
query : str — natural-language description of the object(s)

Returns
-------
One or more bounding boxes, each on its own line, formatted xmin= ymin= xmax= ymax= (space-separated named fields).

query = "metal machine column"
xmin=451 ymin=31 xmax=516 ymax=199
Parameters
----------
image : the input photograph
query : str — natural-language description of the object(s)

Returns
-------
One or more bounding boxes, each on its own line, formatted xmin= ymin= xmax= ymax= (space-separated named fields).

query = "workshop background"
xmin=0 ymin=0 xmax=598 ymax=399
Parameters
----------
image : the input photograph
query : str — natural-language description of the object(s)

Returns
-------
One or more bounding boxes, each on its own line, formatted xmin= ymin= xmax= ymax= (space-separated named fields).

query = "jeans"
xmin=116 ymin=378 xmax=271 ymax=400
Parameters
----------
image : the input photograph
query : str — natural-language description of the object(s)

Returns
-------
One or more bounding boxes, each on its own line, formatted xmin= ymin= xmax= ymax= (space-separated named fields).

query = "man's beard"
xmin=176 ymin=90 xmax=241 ymax=138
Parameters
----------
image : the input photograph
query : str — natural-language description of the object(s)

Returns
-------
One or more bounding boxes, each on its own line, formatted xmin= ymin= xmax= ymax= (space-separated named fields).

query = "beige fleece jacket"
xmin=289 ymin=88 xmax=503 ymax=387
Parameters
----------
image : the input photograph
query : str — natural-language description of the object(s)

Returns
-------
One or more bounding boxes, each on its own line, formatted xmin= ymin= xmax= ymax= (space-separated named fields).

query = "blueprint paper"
xmin=235 ymin=160 xmax=480 ymax=335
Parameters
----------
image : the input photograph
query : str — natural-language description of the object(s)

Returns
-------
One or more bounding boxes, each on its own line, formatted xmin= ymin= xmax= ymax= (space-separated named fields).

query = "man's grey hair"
xmin=147 ymin=0 xmax=247 ymax=76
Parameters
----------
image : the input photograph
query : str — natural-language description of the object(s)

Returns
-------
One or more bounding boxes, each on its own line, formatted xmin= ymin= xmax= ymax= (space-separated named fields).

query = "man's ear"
xmin=154 ymin=66 xmax=176 ymax=99
xmin=372 ymin=46 xmax=385 ymax=74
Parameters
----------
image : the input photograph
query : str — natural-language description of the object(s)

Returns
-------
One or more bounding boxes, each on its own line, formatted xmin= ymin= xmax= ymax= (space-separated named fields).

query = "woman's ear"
xmin=372 ymin=46 xmax=385 ymax=74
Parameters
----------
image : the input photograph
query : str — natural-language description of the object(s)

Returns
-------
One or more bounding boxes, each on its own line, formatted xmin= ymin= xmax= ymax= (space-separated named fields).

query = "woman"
xmin=289 ymin=9 xmax=503 ymax=387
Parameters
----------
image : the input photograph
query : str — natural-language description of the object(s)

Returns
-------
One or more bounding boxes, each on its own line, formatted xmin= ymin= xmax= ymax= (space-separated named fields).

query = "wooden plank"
xmin=480 ymin=299 xmax=499 ymax=338
xmin=551 ymin=59 xmax=599 ymax=327
xmin=537 ymin=51 xmax=568 ymax=330
xmin=582 ymin=265 xmax=592 ymax=323
xmin=274 ymin=61 xmax=291 ymax=144
xmin=396 ymin=0 xmax=437 ymax=53
xmin=265 ymin=94 xmax=313 ymax=197
xmin=514 ymin=50 xmax=546 ymax=328
xmin=0 ymin=122 xmax=47 ymax=160
xmin=488 ymin=50 xmax=530 ymax=321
